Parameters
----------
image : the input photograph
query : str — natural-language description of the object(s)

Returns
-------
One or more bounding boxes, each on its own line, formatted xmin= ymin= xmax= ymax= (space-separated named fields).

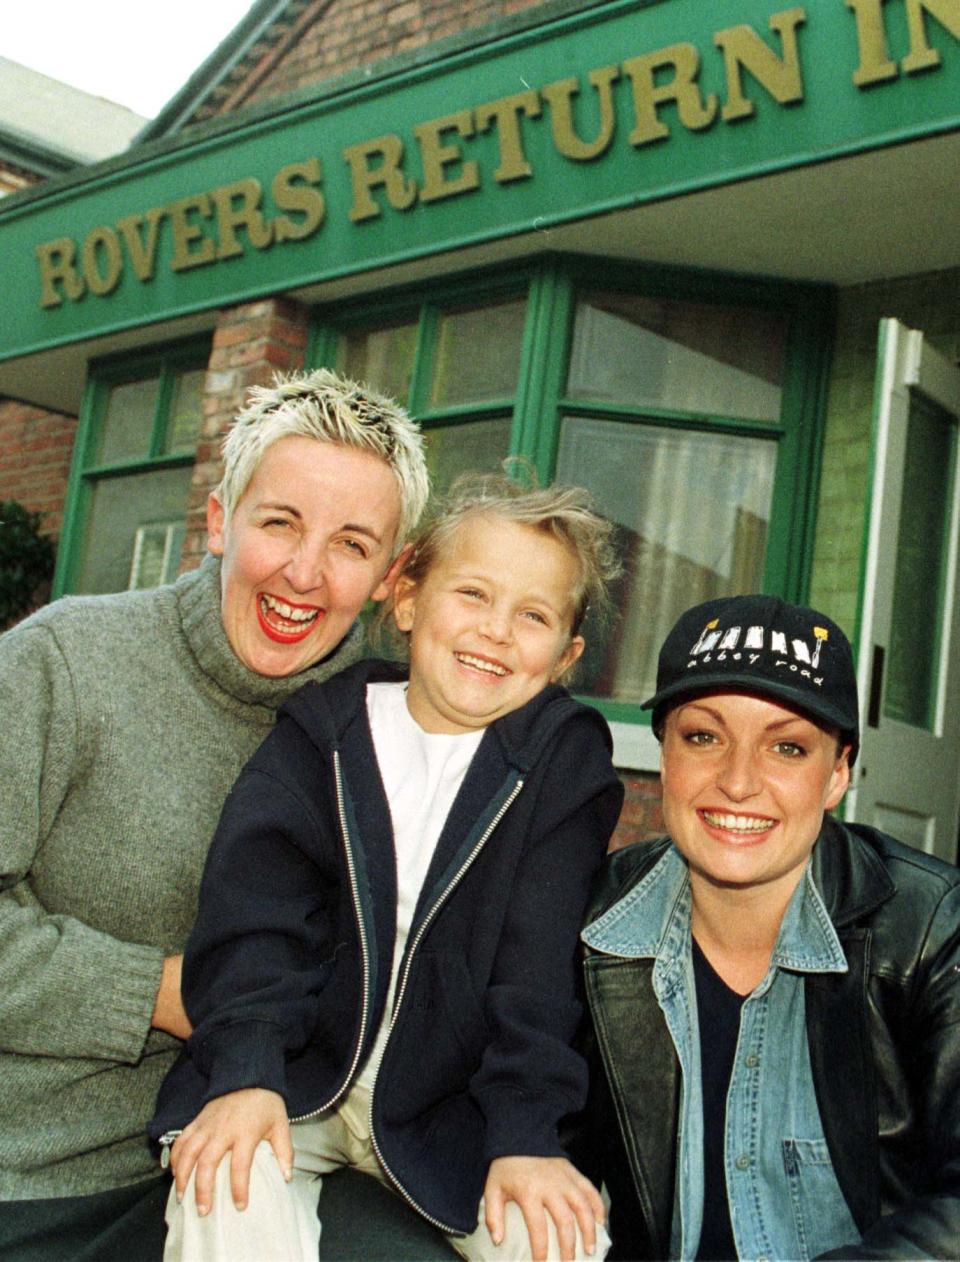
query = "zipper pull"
xmin=157 ymin=1130 xmax=182 ymax=1170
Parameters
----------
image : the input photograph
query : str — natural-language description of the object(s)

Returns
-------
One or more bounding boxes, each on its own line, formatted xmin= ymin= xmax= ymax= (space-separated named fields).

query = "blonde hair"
xmin=216 ymin=369 xmax=429 ymax=549
xmin=399 ymin=470 xmax=621 ymax=636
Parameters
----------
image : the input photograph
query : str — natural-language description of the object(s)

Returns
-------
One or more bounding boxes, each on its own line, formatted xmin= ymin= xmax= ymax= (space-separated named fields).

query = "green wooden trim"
xmin=512 ymin=261 xmax=575 ymax=481
xmin=409 ymin=303 xmax=439 ymax=414
xmin=852 ymin=318 xmax=891 ymax=664
xmin=53 ymin=337 xmax=211 ymax=596
xmin=80 ymin=452 xmax=197 ymax=480
xmin=150 ymin=370 xmax=175 ymax=459
xmin=417 ymin=400 xmax=515 ymax=425
xmin=307 ymin=321 xmax=339 ymax=370
xmin=316 ymin=268 xmax=532 ymax=333
xmin=6 ymin=0 xmax=957 ymax=362
xmin=558 ymin=251 xmax=816 ymax=310
xmin=558 ymin=397 xmax=784 ymax=436
xmin=579 ymin=697 xmax=650 ymax=726
xmin=303 ymin=251 xmax=834 ymax=722
xmin=762 ymin=291 xmax=836 ymax=601
xmin=52 ymin=374 xmax=104 ymax=598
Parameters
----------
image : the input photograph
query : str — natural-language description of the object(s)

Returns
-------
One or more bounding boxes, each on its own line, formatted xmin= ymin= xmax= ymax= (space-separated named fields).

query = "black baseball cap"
xmin=642 ymin=594 xmax=860 ymax=763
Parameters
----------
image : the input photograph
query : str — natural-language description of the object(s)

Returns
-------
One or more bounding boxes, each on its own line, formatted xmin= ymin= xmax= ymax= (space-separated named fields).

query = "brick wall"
xmin=609 ymin=770 xmax=663 ymax=851
xmin=808 ymin=264 xmax=960 ymax=637
xmin=180 ymin=297 xmax=311 ymax=571
xmin=0 ymin=399 xmax=76 ymax=624
xmin=0 ymin=399 xmax=76 ymax=538
xmin=199 ymin=0 xmax=565 ymax=119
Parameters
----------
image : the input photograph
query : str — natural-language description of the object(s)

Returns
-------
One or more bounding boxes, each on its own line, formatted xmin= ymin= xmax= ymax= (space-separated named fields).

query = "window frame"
xmin=309 ymin=253 xmax=834 ymax=761
xmin=53 ymin=337 xmax=211 ymax=599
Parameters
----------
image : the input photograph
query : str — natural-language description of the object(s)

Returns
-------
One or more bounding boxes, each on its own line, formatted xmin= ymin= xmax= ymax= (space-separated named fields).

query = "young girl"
xmin=150 ymin=474 xmax=624 ymax=1262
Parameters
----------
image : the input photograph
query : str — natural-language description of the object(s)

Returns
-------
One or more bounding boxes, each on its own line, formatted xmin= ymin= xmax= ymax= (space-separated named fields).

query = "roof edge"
xmin=133 ymin=0 xmax=295 ymax=143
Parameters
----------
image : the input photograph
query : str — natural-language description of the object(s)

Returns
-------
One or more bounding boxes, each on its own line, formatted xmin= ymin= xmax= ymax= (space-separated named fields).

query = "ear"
xmin=370 ymin=543 xmax=413 ymax=604
xmin=392 ymin=572 xmax=417 ymax=632
xmin=206 ymin=492 xmax=227 ymax=557
xmin=825 ymin=746 xmax=852 ymax=812
xmin=552 ymin=634 xmax=586 ymax=682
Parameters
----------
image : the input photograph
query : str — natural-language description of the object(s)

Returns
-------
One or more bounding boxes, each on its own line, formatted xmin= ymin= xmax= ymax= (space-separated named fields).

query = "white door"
xmin=845 ymin=319 xmax=960 ymax=864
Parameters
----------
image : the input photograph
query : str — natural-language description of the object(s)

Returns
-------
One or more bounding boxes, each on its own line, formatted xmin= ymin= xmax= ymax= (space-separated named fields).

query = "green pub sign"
xmin=2 ymin=0 xmax=958 ymax=358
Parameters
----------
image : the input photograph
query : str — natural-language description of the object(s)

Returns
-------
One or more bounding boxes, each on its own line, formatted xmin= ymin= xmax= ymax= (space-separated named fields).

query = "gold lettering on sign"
xmin=168 ymin=194 xmax=216 ymax=271
xmin=414 ymin=110 xmax=480 ymax=202
xmin=902 ymin=0 xmax=960 ymax=73
xmin=82 ymin=226 xmax=123 ymax=295
xmin=542 ymin=67 xmax=620 ymax=161
xmin=343 ymin=135 xmax=418 ymax=222
xmin=474 ymin=90 xmax=541 ymax=183
xmin=115 ymin=209 xmax=165 ymax=282
xmin=846 ymin=0 xmax=898 ymax=85
xmin=210 ymin=178 xmax=274 ymax=260
xmin=715 ymin=7 xmax=806 ymax=122
xmin=272 ymin=159 xmax=325 ymax=242
xmin=623 ymin=44 xmax=718 ymax=146
xmin=36 ymin=238 xmax=86 ymax=307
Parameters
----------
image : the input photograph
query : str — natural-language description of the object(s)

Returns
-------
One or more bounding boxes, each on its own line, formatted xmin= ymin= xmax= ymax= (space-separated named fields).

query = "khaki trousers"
xmin=163 ymin=1085 xmax=610 ymax=1262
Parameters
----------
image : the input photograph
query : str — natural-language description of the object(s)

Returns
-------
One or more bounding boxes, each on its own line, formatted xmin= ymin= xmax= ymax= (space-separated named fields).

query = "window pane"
xmin=164 ymin=368 xmax=206 ymax=455
xmin=97 ymin=376 xmax=160 ymax=464
xmin=567 ymin=292 xmax=786 ymax=422
xmin=75 ymin=467 xmax=194 ymax=595
xmin=430 ymin=299 xmax=526 ymax=407
xmin=424 ymin=418 xmax=512 ymax=494
xmin=337 ymin=322 xmax=418 ymax=405
xmin=129 ymin=522 xmax=188 ymax=589
xmin=884 ymin=392 xmax=956 ymax=728
xmin=556 ymin=416 xmax=776 ymax=704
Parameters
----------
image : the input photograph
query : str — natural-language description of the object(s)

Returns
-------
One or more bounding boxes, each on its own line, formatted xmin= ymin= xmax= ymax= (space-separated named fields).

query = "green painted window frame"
xmin=52 ymin=337 xmax=212 ymax=598
xmin=310 ymin=253 xmax=834 ymax=728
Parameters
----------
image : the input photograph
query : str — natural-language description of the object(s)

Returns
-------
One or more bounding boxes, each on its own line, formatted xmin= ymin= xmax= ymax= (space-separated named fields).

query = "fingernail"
xmin=175 ymin=1191 xmax=182 ymax=1205
xmin=197 ymin=1204 xmax=208 ymax=1217
xmin=284 ymin=1170 xmax=293 ymax=1183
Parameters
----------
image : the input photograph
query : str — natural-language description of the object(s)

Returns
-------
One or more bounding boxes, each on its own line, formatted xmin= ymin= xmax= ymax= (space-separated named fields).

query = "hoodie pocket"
xmin=392 ymin=951 xmax=489 ymax=1101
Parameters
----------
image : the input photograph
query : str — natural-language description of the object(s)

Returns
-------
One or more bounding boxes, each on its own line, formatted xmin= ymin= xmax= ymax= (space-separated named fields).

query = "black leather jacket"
xmin=579 ymin=819 xmax=960 ymax=1260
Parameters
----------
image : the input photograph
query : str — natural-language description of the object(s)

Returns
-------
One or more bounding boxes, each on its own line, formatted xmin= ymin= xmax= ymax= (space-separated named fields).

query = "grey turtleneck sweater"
xmin=0 ymin=556 xmax=364 ymax=1198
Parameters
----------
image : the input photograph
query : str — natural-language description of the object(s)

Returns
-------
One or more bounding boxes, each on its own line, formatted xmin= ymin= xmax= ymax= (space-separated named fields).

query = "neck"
xmin=689 ymin=868 xmax=803 ymax=995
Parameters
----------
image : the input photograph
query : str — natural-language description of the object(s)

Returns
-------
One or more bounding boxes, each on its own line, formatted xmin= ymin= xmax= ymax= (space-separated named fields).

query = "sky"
xmin=4 ymin=1 xmax=259 ymax=119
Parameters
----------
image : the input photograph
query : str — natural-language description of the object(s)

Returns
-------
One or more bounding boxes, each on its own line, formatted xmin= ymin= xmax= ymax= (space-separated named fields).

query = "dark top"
xmin=692 ymin=936 xmax=744 ymax=1262
xmin=150 ymin=659 xmax=623 ymax=1234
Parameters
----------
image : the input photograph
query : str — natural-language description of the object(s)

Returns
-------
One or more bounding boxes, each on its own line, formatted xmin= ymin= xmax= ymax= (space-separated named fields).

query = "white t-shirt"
xmin=356 ymin=681 xmax=484 ymax=1090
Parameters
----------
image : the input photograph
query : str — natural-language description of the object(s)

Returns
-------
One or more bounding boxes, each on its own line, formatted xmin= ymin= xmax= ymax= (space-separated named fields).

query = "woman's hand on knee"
xmin=169 ymin=1088 xmax=293 ymax=1215
xmin=483 ymin=1155 xmax=605 ymax=1262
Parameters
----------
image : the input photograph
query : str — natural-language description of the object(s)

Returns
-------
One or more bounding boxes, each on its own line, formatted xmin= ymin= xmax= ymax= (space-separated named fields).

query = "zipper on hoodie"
xmin=289 ymin=748 xmax=372 ymax=1123
xmin=158 ymin=752 xmax=371 ymax=1169
xmin=366 ymin=775 xmax=525 ymax=1234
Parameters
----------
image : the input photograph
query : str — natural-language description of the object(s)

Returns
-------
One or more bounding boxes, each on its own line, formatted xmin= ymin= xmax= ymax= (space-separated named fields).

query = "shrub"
xmin=0 ymin=501 xmax=56 ymax=630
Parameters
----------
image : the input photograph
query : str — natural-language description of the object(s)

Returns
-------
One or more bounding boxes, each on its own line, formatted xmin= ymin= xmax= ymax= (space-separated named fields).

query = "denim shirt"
xmin=583 ymin=846 xmax=860 ymax=1261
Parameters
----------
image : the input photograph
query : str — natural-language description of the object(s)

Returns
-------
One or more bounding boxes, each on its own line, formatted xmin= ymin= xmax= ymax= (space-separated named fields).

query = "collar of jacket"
xmin=585 ymin=816 xmax=896 ymax=931
xmin=583 ymin=816 xmax=900 ymax=1245
xmin=278 ymin=657 xmax=613 ymax=774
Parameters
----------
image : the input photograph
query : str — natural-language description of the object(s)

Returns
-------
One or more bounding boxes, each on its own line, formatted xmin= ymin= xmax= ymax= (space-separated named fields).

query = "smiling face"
xmin=392 ymin=514 xmax=585 ymax=734
xmin=208 ymin=435 xmax=403 ymax=677
xmin=660 ymin=691 xmax=850 ymax=904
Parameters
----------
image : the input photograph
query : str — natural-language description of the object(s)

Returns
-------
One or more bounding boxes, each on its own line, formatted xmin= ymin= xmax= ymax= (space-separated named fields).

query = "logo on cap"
xmin=687 ymin=618 xmax=830 ymax=686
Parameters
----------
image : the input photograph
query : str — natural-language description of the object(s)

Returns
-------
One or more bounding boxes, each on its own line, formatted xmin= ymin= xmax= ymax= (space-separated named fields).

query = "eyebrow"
xmin=452 ymin=569 xmax=566 ymax=610
xmin=680 ymin=702 xmax=814 ymax=733
xmin=256 ymin=502 xmax=384 ymax=544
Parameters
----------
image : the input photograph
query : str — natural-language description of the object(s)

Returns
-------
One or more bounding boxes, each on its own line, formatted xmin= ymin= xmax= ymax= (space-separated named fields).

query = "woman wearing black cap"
xmin=579 ymin=595 xmax=960 ymax=1260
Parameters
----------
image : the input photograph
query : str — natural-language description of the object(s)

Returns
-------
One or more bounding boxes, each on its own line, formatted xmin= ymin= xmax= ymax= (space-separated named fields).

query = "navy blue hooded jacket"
xmin=150 ymin=659 xmax=623 ymax=1234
